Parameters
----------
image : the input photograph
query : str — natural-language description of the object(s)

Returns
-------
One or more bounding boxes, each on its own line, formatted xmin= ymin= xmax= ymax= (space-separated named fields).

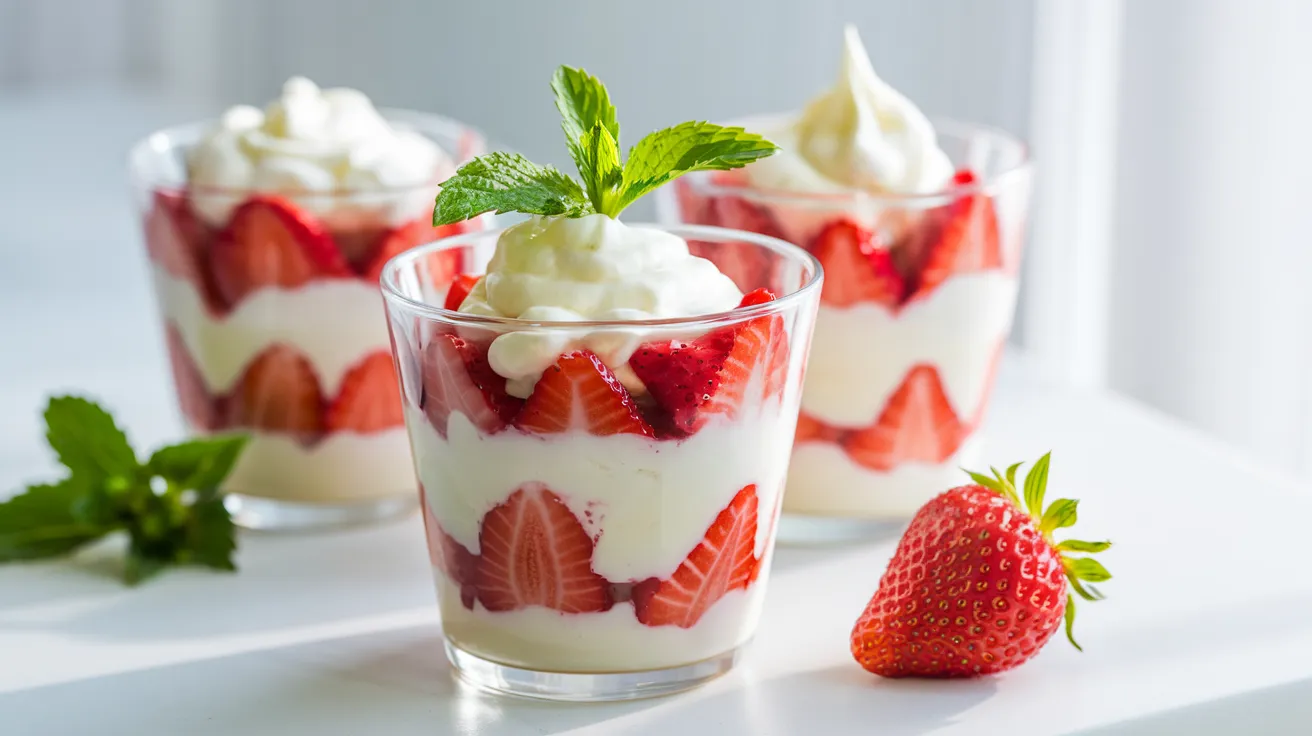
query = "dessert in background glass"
xmin=383 ymin=65 xmax=819 ymax=700
xmin=128 ymin=77 xmax=488 ymax=530
xmin=383 ymin=223 xmax=820 ymax=700
xmin=657 ymin=26 xmax=1033 ymax=542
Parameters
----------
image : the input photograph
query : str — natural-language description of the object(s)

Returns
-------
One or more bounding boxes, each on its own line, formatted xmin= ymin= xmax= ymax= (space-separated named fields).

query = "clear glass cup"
xmin=127 ymin=111 xmax=489 ymax=530
xmin=380 ymin=224 xmax=822 ymax=701
xmin=657 ymin=116 xmax=1033 ymax=543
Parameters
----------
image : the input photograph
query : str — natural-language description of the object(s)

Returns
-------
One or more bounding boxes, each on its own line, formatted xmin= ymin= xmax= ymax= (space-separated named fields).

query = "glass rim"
xmin=126 ymin=108 xmax=487 ymax=196
xmin=684 ymin=115 xmax=1033 ymax=207
xmin=379 ymin=221 xmax=825 ymax=330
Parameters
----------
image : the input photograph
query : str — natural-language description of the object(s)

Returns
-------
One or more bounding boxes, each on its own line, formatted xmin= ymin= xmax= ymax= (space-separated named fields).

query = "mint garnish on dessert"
xmin=0 ymin=396 xmax=248 ymax=584
xmin=434 ymin=66 xmax=779 ymax=225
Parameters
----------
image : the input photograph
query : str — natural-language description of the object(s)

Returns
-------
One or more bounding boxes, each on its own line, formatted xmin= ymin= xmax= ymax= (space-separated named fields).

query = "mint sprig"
xmin=434 ymin=65 xmax=778 ymax=225
xmin=0 ymin=396 xmax=248 ymax=584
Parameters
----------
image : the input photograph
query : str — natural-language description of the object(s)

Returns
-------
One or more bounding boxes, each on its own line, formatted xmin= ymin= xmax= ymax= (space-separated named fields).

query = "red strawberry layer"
xmin=418 ymin=479 xmax=769 ymax=626
xmin=790 ymin=345 xmax=1006 ymax=472
xmin=674 ymin=169 xmax=1007 ymax=310
xmin=419 ymin=280 xmax=791 ymax=443
xmin=142 ymin=190 xmax=470 ymax=316
xmin=163 ymin=334 xmax=406 ymax=442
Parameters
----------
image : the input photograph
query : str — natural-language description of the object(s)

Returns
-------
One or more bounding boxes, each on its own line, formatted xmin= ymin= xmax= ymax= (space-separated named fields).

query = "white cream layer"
xmin=801 ymin=272 xmax=1017 ymax=428
xmin=152 ymin=268 xmax=390 ymax=397
xmin=438 ymin=579 xmax=763 ymax=672
xmin=785 ymin=434 xmax=983 ymax=518
xmin=221 ymin=429 xmax=414 ymax=503
xmin=407 ymin=404 xmax=791 ymax=583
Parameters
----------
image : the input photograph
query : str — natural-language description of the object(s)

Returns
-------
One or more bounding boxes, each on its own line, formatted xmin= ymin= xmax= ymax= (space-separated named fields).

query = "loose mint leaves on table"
xmin=0 ymin=396 xmax=249 ymax=584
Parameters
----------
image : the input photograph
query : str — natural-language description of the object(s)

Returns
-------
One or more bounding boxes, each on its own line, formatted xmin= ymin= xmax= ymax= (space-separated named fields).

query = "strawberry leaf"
xmin=1005 ymin=461 xmax=1022 ymax=488
xmin=966 ymin=470 xmax=1005 ymax=494
xmin=1066 ymin=557 xmax=1112 ymax=583
xmin=1057 ymin=539 xmax=1112 ymax=554
xmin=1039 ymin=498 xmax=1078 ymax=535
xmin=1064 ymin=597 xmax=1082 ymax=651
xmin=1023 ymin=452 xmax=1050 ymax=518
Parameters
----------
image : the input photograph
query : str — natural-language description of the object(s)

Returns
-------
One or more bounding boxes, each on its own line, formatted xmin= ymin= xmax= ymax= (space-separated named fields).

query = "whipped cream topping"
xmin=745 ymin=24 xmax=953 ymax=195
xmin=188 ymin=77 xmax=452 ymax=225
xmin=458 ymin=214 xmax=743 ymax=398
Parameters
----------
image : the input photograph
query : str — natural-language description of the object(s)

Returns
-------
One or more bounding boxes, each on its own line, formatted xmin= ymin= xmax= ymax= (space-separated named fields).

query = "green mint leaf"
xmin=1022 ymin=452 xmax=1051 ymax=518
xmin=44 ymin=396 xmax=137 ymax=483
xmin=552 ymin=66 xmax=620 ymax=183
xmin=124 ymin=545 xmax=167 ymax=586
xmin=0 ymin=481 xmax=110 ymax=562
xmin=434 ymin=152 xmax=593 ymax=225
xmin=579 ymin=122 xmax=624 ymax=214
xmin=148 ymin=434 xmax=249 ymax=497
xmin=184 ymin=494 xmax=237 ymax=571
xmin=616 ymin=121 xmax=778 ymax=213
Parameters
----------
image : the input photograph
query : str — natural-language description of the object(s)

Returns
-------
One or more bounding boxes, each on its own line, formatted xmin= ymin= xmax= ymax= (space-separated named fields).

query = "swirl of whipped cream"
xmin=458 ymin=214 xmax=743 ymax=398
xmin=188 ymin=77 xmax=452 ymax=226
xmin=747 ymin=25 xmax=953 ymax=195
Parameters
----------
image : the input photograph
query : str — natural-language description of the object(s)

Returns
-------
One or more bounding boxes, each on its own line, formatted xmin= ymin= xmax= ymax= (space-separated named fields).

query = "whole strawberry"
xmin=851 ymin=454 xmax=1111 ymax=678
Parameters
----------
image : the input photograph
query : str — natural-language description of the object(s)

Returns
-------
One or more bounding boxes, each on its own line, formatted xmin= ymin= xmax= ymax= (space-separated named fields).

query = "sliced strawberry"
xmin=332 ymin=223 xmax=392 ymax=271
xmin=794 ymin=412 xmax=845 ymax=444
xmin=631 ymin=291 xmax=786 ymax=436
xmin=209 ymin=196 xmax=350 ymax=308
xmin=810 ymin=219 xmax=905 ymax=309
xmin=362 ymin=218 xmax=464 ymax=284
xmin=476 ymin=483 xmax=612 ymax=613
xmin=629 ymin=332 xmax=733 ymax=437
xmin=910 ymin=169 xmax=1002 ymax=299
xmin=227 ymin=344 xmax=325 ymax=436
xmin=419 ymin=484 xmax=478 ymax=610
xmin=516 ymin=351 xmax=654 ymax=437
xmin=844 ymin=365 xmax=965 ymax=471
xmin=325 ymin=352 xmax=404 ymax=433
xmin=738 ymin=289 xmax=790 ymax=400
xmin=421 ymin=333 xmax=521 ymax=437
xmin=145 ymin=191 xmax=225 ymax=311
xmin=164 ymin=325 xmax=219 ymax=431
xmin=633 ymin=483 xmax=760 ymax=628
xmin=443 ymin=273 xmax=480 ymax=311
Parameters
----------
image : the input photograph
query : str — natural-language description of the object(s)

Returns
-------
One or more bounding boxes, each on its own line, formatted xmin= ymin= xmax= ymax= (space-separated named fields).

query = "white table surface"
xmin=4 ymin=91 xmax=1312 ymax=736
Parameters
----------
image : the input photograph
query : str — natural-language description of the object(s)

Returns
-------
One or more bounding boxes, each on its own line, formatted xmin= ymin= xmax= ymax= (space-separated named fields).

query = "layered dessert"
xmin=137 ymin=77 xmax=485 ymax=510
xmin=407 ymin=217 xmax=798 ymax=672
xmin=667 ymin=25 xmax=1029 ymax=519
xmin=382 ymin=66 xmax=820 ymax=687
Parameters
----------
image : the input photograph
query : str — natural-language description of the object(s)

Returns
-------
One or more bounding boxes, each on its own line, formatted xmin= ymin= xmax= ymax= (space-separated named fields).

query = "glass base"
xmin=445 ymin=640 xmax=742 ymax=702
xmin=225 ymin=493 xmax=417 ymax=531
xmin=776 ymin=513 xmax=908 ymax=546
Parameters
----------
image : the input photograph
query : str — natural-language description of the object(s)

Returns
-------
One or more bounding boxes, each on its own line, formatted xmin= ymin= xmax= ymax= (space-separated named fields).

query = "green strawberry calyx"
xmin=966 ymin=452 xmax=1112 ymax=652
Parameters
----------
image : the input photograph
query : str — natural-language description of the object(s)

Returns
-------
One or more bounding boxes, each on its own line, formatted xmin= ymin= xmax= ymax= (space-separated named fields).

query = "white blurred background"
xmin=3 ymin=0 xmax=1312 ymax=481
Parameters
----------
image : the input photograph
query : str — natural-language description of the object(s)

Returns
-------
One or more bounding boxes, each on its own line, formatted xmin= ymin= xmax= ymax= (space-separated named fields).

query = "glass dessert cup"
xmin=380 ymin=225 xmax=822 ymax=701
xmin=658 ymin=117 xmax=1033 ymax=544
xmin=128 ymin=111 xmax=489 ymax=530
